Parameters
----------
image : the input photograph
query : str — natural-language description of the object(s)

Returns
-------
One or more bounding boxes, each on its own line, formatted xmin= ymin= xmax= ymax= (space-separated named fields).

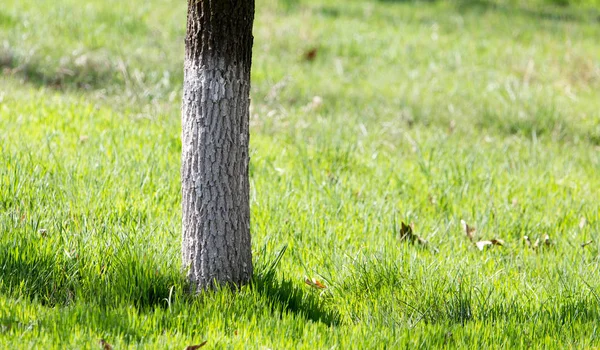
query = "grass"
xmin=1 ymin=0 xmax=599 ymax=348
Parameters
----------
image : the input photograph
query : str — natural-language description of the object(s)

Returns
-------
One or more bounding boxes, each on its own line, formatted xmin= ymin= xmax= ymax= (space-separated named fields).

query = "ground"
xmin=1 ymin=0 xmax=599 ymax=348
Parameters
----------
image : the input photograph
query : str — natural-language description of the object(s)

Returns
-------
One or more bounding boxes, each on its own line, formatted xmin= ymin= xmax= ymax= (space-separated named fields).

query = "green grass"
xmin=1 ymin=0 xmax=600 ymax=348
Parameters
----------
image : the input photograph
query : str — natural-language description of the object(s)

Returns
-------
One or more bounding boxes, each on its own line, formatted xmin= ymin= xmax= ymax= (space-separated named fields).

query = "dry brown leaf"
xmin=476 ymin=239 xmax=503 ymax=251
xmin=399 ymin=221 xmax=414 ymax=241
xmin=304 ymin=47 xmax=318 ymax=61
xmin=305 ymin=277 xmax=327 ymax=289
xmin=398 ymin=221 xmax=430 ymax=247
xmin=490 ymin=239 xmax=505 ymax=246
xmin=581 ymin=240 xmax=593 ymax=248
xmin=99 ymin=339 xmax=113 ymax=350
xmin=524 ymin=234 xmax=552 ymax=250
xmin=542 ymin=234 xmax=551 ymax=246
xmin=461 ymin=220 xmax=476 ymax=242
xmin=185 ymin=341 xmax=208 ymax=350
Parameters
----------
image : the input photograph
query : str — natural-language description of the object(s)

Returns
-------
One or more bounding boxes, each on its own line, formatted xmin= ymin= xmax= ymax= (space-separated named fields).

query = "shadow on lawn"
xmin=0 ymin=237 xmax=182 ymax=309
xmin=0 ymin=238 xmax=338 ymax=326
xmin=320 ymin=0 xmax=600 ymax=24
xmin=451 ymin=0 xmax=600 ymax=23
xmin=0 ymin=47 xmax=121 ymax=90
xmin=252 ymin=246 xmax=340 ymax=326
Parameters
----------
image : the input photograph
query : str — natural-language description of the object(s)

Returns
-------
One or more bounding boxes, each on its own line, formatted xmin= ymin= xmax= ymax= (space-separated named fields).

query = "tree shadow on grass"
xmin=0 ymin=47 xmax=121 ymax=90
xmin=318 ymin=0 xmax=600 ymax=24
xmin=251 ymin=246 xmax=340 ymax=326
xmin=0 ymin=237 xmax=338 ymax=330
xmin=0 ymin=237 xmax=183 ymax=309
xmin=452 ymin=0 xmax=600 ymax=23
xmin=375 ymin=0 xmax=600 ymax=23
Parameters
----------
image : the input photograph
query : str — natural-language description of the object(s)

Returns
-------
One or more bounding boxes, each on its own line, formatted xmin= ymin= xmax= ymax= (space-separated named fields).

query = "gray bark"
xmin=181 ymin=0 xmax=254 ymax=291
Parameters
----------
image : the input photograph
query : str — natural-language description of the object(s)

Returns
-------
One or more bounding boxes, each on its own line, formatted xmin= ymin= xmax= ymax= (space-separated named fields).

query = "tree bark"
xmin=181 ymin=0 xmax=254 ymax=291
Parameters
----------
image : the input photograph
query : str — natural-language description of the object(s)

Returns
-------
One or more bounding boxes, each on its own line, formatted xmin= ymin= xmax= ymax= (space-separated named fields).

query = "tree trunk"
xmin=181 ymin=0 xmax=254 ymax=291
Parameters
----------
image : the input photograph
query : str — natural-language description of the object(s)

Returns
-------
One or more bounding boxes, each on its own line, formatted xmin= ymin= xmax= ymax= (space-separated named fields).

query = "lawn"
xmin=1 ymin=0 xmax=599 ymax=348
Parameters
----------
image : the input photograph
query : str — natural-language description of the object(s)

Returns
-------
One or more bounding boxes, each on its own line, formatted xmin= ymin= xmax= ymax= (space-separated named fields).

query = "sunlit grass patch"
xmin=1 ymin=0 xmax=599 ymax=347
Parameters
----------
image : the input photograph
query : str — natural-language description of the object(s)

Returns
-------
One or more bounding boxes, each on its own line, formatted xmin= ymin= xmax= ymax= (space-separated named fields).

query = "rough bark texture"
xmin=181 ymin=0 xmax=254 ymax=291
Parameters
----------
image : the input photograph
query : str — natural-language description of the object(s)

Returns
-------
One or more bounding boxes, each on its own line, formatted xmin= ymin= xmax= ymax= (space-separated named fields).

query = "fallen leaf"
xmin=305 ymin=277 xmax=327 ymax=289
xmin=185 ymin=341 xmax=208 ymax=350
xmin=490 ymin=239 xmax=505 ymax=246
xmin=476 ymin=239 xmax=503 ymax=251
xmin=304 ymin=47 xmax=318 ymax=61
xmin=542 ymin=234 xmax=551 ymax=246
xmin=99 ymin=339 xmax=113 ymax=350
xmin=475 ymin=240 xmax=493 ymax=251
xmin=398 ymin=221 xmax=430 ymax=247
xmin=461 ymin=220 xmax=476 ymax=242
xmin=38 ymin=229 xmax=47 ymax=237
xmin=581 ymin=240 xmax=593 ymax=248
xmin=524 ymin=235 xmax=552 ymax=250
xmin=399 ymin=221 xmax=414 ymax=241
xmin=416 ymin=236 xmax=429 ymax=246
